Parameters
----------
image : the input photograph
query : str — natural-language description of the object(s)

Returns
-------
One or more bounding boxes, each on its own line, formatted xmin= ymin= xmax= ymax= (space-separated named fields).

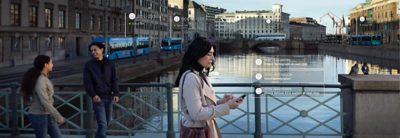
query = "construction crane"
xmin=320 ymin=11 xmax=345 ymax=35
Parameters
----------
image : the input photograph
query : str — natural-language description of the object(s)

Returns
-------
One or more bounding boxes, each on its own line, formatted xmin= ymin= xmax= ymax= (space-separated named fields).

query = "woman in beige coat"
xmin=21 ymin=55 xmax=65 ymax=138
xmin=175 ymin=37 xmax=243 ymax=138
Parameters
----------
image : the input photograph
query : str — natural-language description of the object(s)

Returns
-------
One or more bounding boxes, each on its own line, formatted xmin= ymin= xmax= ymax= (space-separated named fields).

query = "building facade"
xmin=215 ymin=4 xmax=290 ymax=40
xmin=133 ymin=0 xmax=169 ymax=48
xmin=188 ymin=0 xmax=207 ymax=41
xmin=201 ymin=5 xmax=226 ymax=38
xmin=0 ymin=0 xmax=176 ymax=67
xmin=289 ymin=17 xmax=326 ymax=41
xmin=349 ymin=0 xmax=399 ymax=45
xmin=0 ymin=0 xmax=70 ymax=67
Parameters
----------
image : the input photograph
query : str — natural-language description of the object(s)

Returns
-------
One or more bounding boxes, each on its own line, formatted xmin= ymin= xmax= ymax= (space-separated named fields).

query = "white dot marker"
xmin=255 ymin=59 xmax=262 ymax=65
xmin=255 ymin=73 xmax=262 ymax=80
xmin=255 ymin=88 xmax=263 ymax=95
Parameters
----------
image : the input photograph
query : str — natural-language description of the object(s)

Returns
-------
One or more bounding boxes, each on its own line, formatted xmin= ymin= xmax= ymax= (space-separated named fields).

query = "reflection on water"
xmin=131 ymin=52 xmax=398 ymax=84
xmin=132 ymin=51 xmax=398 ymax=136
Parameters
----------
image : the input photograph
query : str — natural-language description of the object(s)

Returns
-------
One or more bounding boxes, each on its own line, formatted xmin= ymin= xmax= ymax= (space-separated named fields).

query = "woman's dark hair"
xmin=174 ymin=37 xmax=215 ymax=86
xmin=89 ymin=42 xmax=105 ymax=53
xmin=21 ymin=55 xmax=51 ymax=101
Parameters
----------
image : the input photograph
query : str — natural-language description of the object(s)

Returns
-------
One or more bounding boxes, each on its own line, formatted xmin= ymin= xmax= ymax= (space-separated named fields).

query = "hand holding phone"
xmin=236 ymin=94 xmax=246 ymax=103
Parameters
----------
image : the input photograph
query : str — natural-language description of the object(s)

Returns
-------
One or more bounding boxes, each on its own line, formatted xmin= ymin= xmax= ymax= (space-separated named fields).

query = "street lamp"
xmin=355 ymin=16 xmax=365 ymax=37
xmin=127 ymin=12 xmax=136 ymax=37
xmin=170 ymin=15 xmax=181 ymax=38
xmin=355 ymin=16 xmax=365 ymax=44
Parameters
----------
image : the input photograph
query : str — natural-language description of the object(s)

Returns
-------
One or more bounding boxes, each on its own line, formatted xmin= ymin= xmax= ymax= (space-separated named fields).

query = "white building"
xmin=215 ymin=4 xmax=290 ymax=40
xmin=188 ymin=0 xmax=207 ymax=41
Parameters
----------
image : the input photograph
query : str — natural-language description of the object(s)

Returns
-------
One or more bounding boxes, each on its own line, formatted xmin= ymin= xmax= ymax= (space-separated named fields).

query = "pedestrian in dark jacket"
xmin=361 ymin=63 xmax=369 ymax=75
xmin=84 ymin=42 xmax=119 ymax=138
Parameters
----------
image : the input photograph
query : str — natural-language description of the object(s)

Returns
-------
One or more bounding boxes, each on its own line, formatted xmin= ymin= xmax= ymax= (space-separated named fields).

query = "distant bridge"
xmin=217 ymin=40 xmax=318 ymax=52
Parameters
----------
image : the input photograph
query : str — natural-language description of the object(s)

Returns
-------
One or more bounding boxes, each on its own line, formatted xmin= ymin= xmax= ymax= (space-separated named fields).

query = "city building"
xmin=201 ymin=5 xmax=226 ymax=38
xmin=188 ymin=0 xmax=207 ymax=41
xmin=133 ymin=0 xmax=169 ymax=48
xmin=0 ymin=0 xmax=176 ymax=67
xmin=0 ymin=0 xmax=70 ymax=67
xmin=349 ymin=0 xmax=399 ymax=45
xmin=167 ymin=0 xmax=189 ymax=42
xmin=215 ymin=4 xmax=290 ymax=40
xmin=289 ymin=17 xmax=326 ymax=41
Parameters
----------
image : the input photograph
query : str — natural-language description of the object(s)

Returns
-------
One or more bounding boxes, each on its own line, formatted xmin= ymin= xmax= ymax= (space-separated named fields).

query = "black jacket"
xmin=83 ymin=57 xmax=119 ymax=97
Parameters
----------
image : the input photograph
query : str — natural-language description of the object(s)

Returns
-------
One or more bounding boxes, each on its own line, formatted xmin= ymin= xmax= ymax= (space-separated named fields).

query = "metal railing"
xmin=0 ymin=82 xmax=350 ymax=138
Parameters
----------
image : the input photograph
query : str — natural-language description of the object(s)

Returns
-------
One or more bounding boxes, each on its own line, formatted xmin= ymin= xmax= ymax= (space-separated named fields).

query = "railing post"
xmin=166 ymin=83 xmax=175 ymax=138
xmin=254 ymin=86 xmax=262 ymax=138
xmin=10 ymin=83 xmax=19 ymax=137
xmin=86 ymin=95 xmax=94 ymax=138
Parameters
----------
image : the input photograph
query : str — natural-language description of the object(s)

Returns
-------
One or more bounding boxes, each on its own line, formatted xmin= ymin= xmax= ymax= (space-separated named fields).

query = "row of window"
xmin=10 ymin=3 xmax=67 ymax=29
xmin=136 ymin=0 xmax=168 ymax=14
xmin=218 ymin=30 xmax=278 ymax=34
xmin=235 ymin=15 xmax=281 ymax=19
xmin=134 ymin=9 xmax=168 ymax=22
xmin=91 ymin=0 xmax=131 ymax=8
xmin=10 ymin=36 xmax=65 ymax=52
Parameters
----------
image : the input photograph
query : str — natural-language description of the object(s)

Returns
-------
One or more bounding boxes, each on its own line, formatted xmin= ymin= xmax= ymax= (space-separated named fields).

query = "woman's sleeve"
xmin=182 ymin=73 xmax=230 ymax=121
xmin=35 ymin=77 xmax=64 ymax=123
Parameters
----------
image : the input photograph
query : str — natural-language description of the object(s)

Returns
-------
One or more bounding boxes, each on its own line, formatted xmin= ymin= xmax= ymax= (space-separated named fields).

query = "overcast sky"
xmin=196 ymin=0 xmax=367 ymax=34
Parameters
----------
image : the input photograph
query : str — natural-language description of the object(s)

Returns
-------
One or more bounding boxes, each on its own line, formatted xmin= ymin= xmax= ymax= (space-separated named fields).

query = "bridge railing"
xmin=0 ymin=83 xmax=350 ymax=138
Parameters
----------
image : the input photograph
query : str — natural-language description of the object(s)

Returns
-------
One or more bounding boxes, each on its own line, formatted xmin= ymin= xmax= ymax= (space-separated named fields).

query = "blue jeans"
xmin=93 ymin=96 xmax=113 ymax=138
xmin=28 ymin=114 xmax=62 ymax=138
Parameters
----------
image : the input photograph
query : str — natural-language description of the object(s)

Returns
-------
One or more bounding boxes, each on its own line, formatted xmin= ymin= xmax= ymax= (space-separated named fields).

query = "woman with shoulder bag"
xmin=175 ymin=37 xmax=244 ymax=138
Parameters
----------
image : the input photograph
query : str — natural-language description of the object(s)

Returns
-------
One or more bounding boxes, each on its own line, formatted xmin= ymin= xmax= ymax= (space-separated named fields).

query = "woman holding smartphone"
xmin=175 ymin=37 xmax=244 ymax=138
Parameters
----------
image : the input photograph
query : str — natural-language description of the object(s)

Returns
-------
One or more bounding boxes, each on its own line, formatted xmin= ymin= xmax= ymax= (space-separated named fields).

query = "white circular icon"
xmin=359 ymin=16 xmax=365 ymax=22
xmin=255 ymin=59 xmax=262 ymax=65
xmin=255 ymin=88 xmax=263 ymax=95
xmin=255 ymin=73 xmax=263 ymax=80
xmin=173 ymin=16 xmax=180 ymax=22
xmin=266 ymin=19 xmax=272 ymax=24
xmin=128 ymin=13 xmax=136 ymax=20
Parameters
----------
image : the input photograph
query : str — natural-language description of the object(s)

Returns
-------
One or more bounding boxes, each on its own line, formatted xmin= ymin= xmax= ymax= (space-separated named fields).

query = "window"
xmin=58 ymin=10 xmax=65 ymax=28
xmin=75 ymin=13 xmax=81 ymax=29
xmin=45 ymin=8 xmax=53 ymax=28
xmin=98 ymin=16 xmax=102 ymax=31
xmin=45 ymin=37 xmax=53 ymax=50
xmin=57 ymin=37 xmax=65 ymax=48
xmin=29 ymin=6 xmax=38 ymax=27
xmin=28 ymin=37 xmax=38 ymax=51
xmin=11 ymin=36 xmax=21 ymax=52
xmin=119 ymin=19 xmax=123 ymax=32
xmin=90 ymin=15 xmax=94 ymax=30
xmin=10 ymin=4 xmax=21 ymax=26
xmin=113 ymin=18 xmax=117 ymax=32
xmin=108 ymin=16 xmax=111 ymax=31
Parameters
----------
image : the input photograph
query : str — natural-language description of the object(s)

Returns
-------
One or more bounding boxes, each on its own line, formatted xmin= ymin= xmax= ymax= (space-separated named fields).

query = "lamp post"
xmin=265 ymin=19 xmax=272 ymax=40
xmin=355 ymin=16 xmax=365 ymax=44
xmin=128 ymin=13 xmax=136 ymax=37
xmin=356 ymin=16 xmax=365 ymax=36
xmin=171 ymin=15 xmax=181 ymax=38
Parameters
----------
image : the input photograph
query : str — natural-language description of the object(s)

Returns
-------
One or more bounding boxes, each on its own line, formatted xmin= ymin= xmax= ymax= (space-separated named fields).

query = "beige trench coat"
xmin=179 ymin=70 xmax=230 ymax=138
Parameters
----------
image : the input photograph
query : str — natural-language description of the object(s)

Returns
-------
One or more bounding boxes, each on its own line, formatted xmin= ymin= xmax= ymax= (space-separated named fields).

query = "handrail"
xmin=0 ymin=82 xmax=349 ymax=138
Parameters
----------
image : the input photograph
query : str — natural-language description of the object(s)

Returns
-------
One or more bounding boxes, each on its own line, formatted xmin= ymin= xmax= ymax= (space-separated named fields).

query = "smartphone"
xmin=236 ymin=94 xmax=246 ymax=102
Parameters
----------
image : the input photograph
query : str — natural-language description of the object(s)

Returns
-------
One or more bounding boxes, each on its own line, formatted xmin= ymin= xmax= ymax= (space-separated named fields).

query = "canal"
xmin=128 ymin=49 xmax=399 ymax=137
